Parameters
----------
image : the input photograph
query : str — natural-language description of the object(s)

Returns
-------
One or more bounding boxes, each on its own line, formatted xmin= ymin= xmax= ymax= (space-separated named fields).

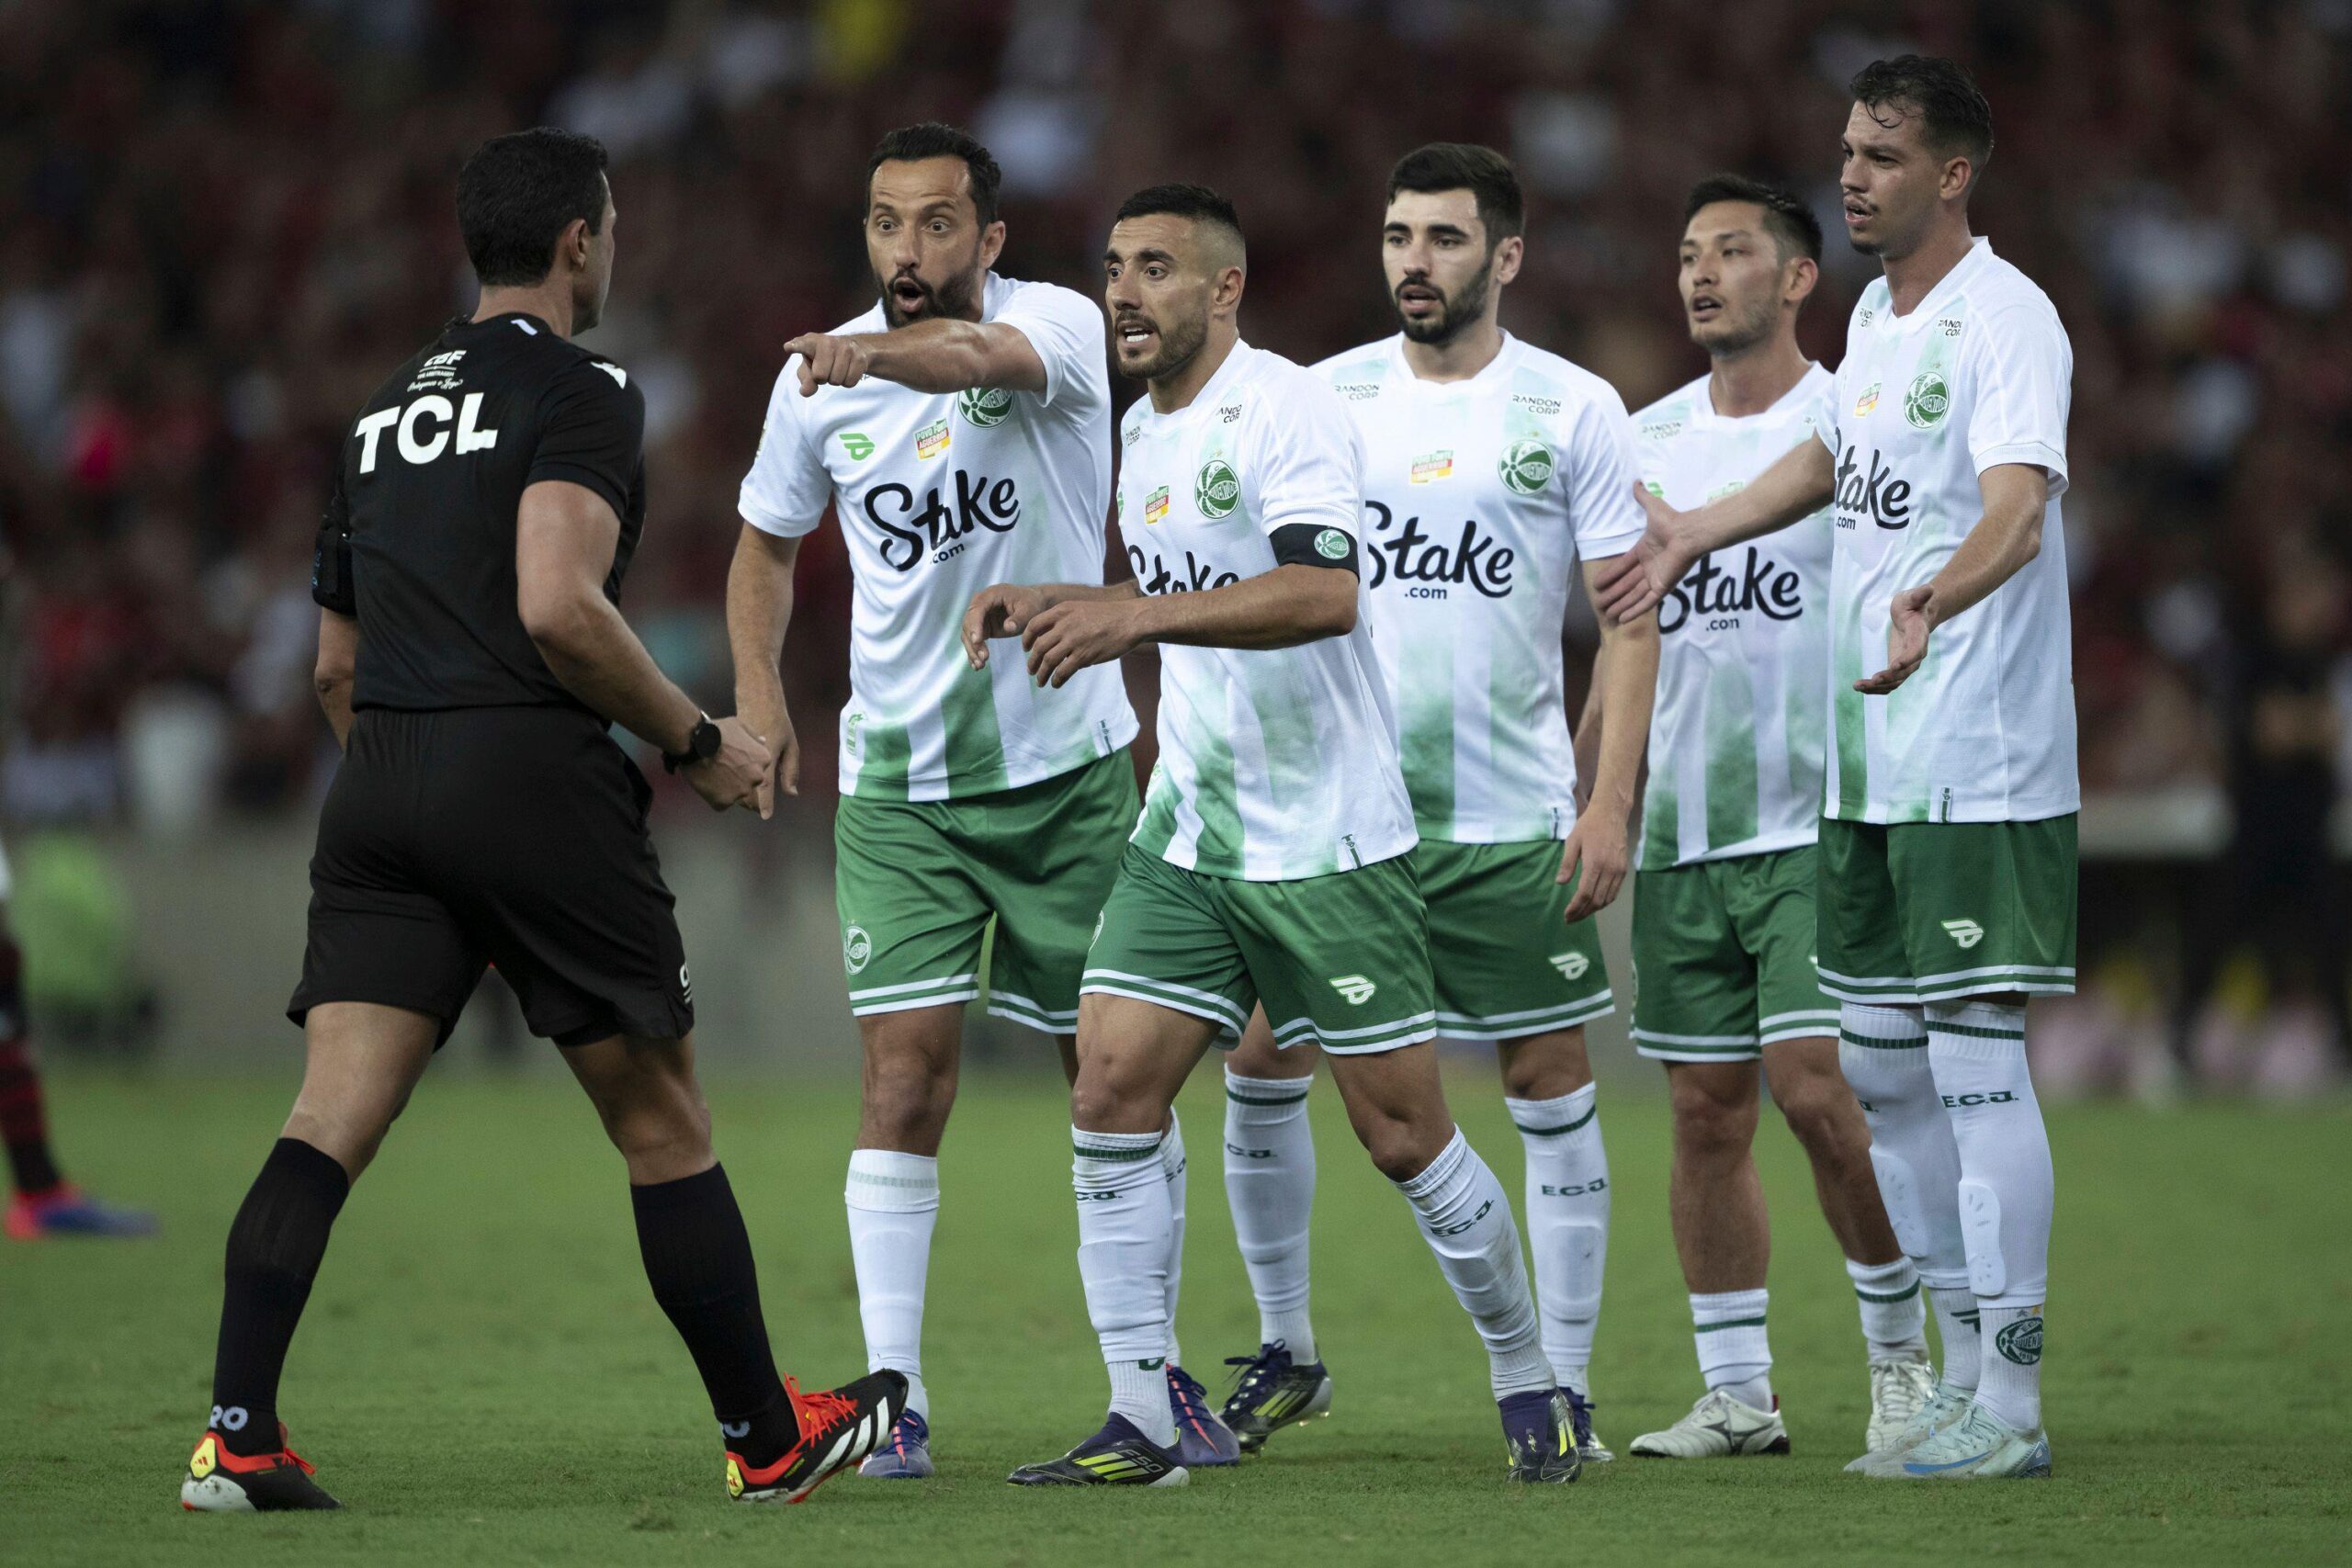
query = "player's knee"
xmin=1667 ymin=1068 xmax=1756 ymax=1160
xmin=1498 ymin=1029 xmax=1591 ymax=1100
xmin=1069 ymin=1056 xmax=1164 ymax=1135
xmin=1775 ymin=1074 xmax=1866 ymax=1156
xmin=1350 ymin=1106 xmax=1445 ymax=1182
xmin=861 ymin=1055 xmax=956 ymax=1142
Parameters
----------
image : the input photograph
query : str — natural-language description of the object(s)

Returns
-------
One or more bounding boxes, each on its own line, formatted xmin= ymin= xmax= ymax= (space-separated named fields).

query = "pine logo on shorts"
xmin=843 ymin=925 xmax=873 ymax=975
xmin=1195 ymin=458 xmax=1239 ymax=518
xmin=958 ymin=386 xmax=1013 ymax=427
xmin=1498 ymin=438 xmax=1555 ymax=496
xmin=1995 ymin=1314 xmax=2043 ymax=1365
xmin=1314 ymin=527 xmax=1349 ymax=560
xmin=1905 ymin=370 xmax=1951 ymax=428
xmin=1941 ymin=918 xmax=1985 ymax=949
xmin=1548 ymin=951 xmax=1590 ymax=981
xmin=1329 ymin=974 xmax=1377 ymax=1005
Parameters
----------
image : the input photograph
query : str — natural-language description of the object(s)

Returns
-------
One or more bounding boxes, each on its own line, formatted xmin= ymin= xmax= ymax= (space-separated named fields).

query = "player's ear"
xmin=1784 ymin=254 xmax=1818 ymax=308
xmin=1492 ymin=234 xmax=1525 ymax=288
xmin=1214 ymin=264 xmax=1246 ymax=313
xmin=979 ymin=220 xmax=1007 ymax=273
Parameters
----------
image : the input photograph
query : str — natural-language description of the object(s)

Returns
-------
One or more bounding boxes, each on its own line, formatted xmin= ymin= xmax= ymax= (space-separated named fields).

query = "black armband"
xmin=1268 ymin=521 xmax=1359 ymax=574
xmin=311 ymin=516 xmax=355 ymax=616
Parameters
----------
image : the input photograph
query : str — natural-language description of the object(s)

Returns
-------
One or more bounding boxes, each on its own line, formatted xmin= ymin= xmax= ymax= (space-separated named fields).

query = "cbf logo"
xmin=1498 ymin=438 xmax=1555 ymax=496
xmin=959 ymin=387 xmax=1012 ymax=427
xmin=842 ymin=925 xmax=872 ymax=975
xmin=1905 ymin=370 xmax=1951 ymax=429
xmin=1195 ymin=458 xmax=1240 ymax=518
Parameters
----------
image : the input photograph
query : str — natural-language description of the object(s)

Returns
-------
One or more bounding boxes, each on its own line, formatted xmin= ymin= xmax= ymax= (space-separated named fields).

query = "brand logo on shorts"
xmin=1329 ymin=974 xmax=1377 ymax=1005
xmin=958 ymin=386 xmax=1013 ymax=427
xmin=1549 ymin=951 xmax=1590 ymax=981
xmin=843 ymin=925 xmax=873 ymax=975
xmin=1498 ymin=438 xmax=1555 ymax=496
xmin=1905 ymin=370 xmax=1951 ymax=429
xmin=1195 ymin=459 xmax=1239 ymax=518
xmin=1314 ymin=527 xmax=1350 ymax=560
xmin=1942 ymin=918 xmax=1984 ymax=949
xmin=1995 ymin=1314 xmax=2043 ymax=1365
xmin=840 ymin=431 xmax=875 ymax=460
xmin=1091 ymin=911 xmax=1105 ymax=947
xmin=678 ymin=963 xmax=693 ymax=1004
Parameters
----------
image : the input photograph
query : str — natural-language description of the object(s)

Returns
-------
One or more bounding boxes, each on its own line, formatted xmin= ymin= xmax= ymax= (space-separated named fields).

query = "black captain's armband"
xmin=1269 ymin=521 xmax=1359 ymax=575
xmin=312 ymin=474 xmax=356 ymax=616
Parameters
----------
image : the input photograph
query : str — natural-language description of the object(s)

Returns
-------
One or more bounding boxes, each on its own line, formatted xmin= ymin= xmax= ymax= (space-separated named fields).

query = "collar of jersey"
xmin=1383 ymin=330 xmax=1521 ymax=395
xmin=1871 ymin=236 xmax=1995 ymax=335
xmin=453 ymin=310 xmax=555 ymax=339
xmin=1137 ymin=336 xmax=1255 ymax=428
xmin=1690 ymin=362 xmax=1828 ymax=431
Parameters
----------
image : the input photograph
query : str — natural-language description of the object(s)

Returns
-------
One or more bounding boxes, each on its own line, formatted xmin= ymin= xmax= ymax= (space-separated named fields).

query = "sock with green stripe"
xmin=1223 ymin=1070 xmax=1319 ymax=1360
xmin=1845 ymin=1254 xmax=1928 ymax=1359
xmin=1506 ymin=1083 xmax=1608 ymax=1397
xmin=1691 ymin=1288 xmax=1772 ymax=1410
xmin=1072 ymin=1125 xmax=1179 ymax=1447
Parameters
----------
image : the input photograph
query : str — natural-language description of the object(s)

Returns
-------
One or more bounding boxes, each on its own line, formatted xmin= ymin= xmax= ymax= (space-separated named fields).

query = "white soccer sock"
xmin=1507 ymin=1084 xmax=1608 ymax=1397
xmin=1072 ymin=1125 xmax=1178 ymax=1446
xmin=1690 ymin=1288 xmax=1772 ymax=1410
xmin=1395 ymin=1129 xmax=1554 ymax=1400
xmin=1160 ymin=1108 xmax=1186 ymax=1371
xmin=1930 ymin=1286 xmax=1984 ymax=1392
xmin=1927 ymin=998 xmax=2052 ymax=1430
xmin=1223 ymin=1069 xmax=1318 ymax=1360
xmin=1846 ymin=1254 xmax=1929 ymax=1359
xmin=844 ymin=1148 xmax=939 ymax=1419
xmin=1837 ymin=1001 xmax=1973 ymax=1392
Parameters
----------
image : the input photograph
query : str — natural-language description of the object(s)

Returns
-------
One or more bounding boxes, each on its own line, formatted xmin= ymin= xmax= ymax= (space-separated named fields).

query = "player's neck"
xmin=1397 ymin=315 xmax=1505 ymax=384
xmin=474 ymin=282 xmax=577 ymax=340
xmin=1880 ymin=217 xmax=1975 ymax=317
xmin=1706 ymin=334 xmax=1810 ymax=420
xmin=1147 ymin=326 xmax=1239 ymax=414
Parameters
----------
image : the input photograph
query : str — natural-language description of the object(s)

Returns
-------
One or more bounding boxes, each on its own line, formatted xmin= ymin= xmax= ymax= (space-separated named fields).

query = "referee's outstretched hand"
xmin=684 ymin=716 xmax=775 ymax=818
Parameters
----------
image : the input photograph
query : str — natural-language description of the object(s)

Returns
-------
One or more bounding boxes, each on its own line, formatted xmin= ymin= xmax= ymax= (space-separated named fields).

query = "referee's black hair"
xmin=457 ymin=128 xmax=610 ymax=288
xmin=1114 ymin=184 xmax=1246 ymax=253
xmin=869 ymin=122 xmax=1002 ymax=228
xmin=1684 ymin=174 xmax=1824 ymax=264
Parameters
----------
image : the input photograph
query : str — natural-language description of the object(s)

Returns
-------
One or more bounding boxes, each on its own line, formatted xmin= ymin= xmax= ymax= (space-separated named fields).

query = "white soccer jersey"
xmin=738 ymin=274 xmax=1137 ymax=801
xmin=1634 ymin=366 xmax=1837 ymax=870
xmin=1119 ymin=341 xmax=1416 ymax=881
xmin=1817 ymin=238 xmax=2078 ymax=824
xmin=1314 ymin=333 xmax=1646 ymax=844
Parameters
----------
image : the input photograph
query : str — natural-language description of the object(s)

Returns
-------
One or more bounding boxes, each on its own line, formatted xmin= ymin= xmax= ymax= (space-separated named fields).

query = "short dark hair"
xmin=1386 ymin=142 xmax=1524 ymax=243
xmin=1849 ymin=54 xmax=1995 ymax=174
xmin=1683 ymin=174 xmax=1823 ymax=264
xmin=868 ymin=122 xmax=1002 ymax=228
xmin=1113 ymin=183 xmax=1246 ymax=249
xmin=456 ymin=128 xmax=610 ymax=288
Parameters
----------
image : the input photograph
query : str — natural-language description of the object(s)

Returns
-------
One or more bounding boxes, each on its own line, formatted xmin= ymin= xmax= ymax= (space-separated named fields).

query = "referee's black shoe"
xmin=180 ymin=1424 xmax=341 ymax=1511
xmin=727 ymin=1371 xmax=908 ymax=1504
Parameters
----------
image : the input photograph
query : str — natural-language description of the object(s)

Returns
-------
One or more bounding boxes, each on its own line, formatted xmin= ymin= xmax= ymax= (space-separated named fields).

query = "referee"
xmin=180 ymin=129 xmax=901 ymax=1513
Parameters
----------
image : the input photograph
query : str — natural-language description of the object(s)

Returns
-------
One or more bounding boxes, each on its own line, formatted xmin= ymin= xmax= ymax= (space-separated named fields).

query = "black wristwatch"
xmin=662 ymin=712 xmax=722 ymax=773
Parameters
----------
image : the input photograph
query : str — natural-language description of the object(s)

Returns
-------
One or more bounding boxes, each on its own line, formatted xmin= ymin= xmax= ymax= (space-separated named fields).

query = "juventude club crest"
xmin=1995 ymin=1314 xmax=2043 ymax=1365
xmin=1313 ymin=527 xmax=1350 ymax=559
xmin=842 ymin=925 xmax=873 ymax=975
xmin=959 ymin=386 xmax=1013 ymax=427
xmin=1498 ymin=438 xmax=1555 ymax=496
xmin=1905 ymin=370 xmax=1951 ymax=429
xmin=1195 ymin=458 xmax=1240 ymax=518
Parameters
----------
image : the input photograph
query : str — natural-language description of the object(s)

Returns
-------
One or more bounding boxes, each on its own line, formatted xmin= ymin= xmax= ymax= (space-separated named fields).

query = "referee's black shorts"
xmin=288 ymin=705 xmax=695 ymax=1047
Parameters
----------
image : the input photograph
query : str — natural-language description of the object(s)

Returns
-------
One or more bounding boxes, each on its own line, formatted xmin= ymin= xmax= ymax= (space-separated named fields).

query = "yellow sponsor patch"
xmin=190 ymin=1436 xmax=218 ymax=1479
xmin=1409 ymin=450 xmax=1453 ymax=483
xmin=1854 ymin=382 xmax=1881 ymax=417
xmin=916 ymin=417 xmax=951 ymax=460
xmin=1144 ymin=485 xmax=1170 ymax=526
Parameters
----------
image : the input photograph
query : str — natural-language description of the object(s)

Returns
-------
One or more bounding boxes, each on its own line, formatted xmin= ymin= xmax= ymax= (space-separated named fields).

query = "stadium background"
xmin=0 ymin=0 xmax=2344 ymax=1087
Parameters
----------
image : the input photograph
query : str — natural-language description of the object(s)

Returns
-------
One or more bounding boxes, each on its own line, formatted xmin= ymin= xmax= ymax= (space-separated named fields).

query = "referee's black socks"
xmin=630 ymin=1163 xmax=799 ymax=1466
xmin=210 ymin=1137 xmax=350 ymax=1456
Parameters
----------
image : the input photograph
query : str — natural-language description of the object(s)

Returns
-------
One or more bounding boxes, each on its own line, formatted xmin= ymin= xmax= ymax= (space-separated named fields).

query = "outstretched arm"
xmin=786 ymin=318 xmax=1047 ymax=397
xmin=1593 ymin=440 xmax=1837 ymax=623
xmin=1859 ymin=463 xmax=2049 ymax=694
xmin=1016 ymin=566 xmax=1358 ymax=689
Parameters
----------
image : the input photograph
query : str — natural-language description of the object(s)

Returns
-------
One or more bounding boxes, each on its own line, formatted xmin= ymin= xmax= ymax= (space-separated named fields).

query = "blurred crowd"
xmin=0 ymin=0 xmax=2345 ymax=1078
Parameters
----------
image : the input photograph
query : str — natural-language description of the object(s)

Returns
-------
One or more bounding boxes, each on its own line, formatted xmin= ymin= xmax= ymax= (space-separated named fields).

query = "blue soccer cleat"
xmin=1006 ymin=1413 xmax=1189 ymax=1487
xmin=857 ymin=1407 xmax=934 ymax=1478
xmin=7 ymin=1185 xmax=157 ymax=1240
xmin=1565 ymin=1387 xmax=1612 ymax=1463
xmin=1218 ymin=1342 xmax=1334 ymax=1455
xmin=1500 ymin=1388 xmax=1582 ymax=1483
xmin=1167 ymin=1363 xmax=1240 ymax=1467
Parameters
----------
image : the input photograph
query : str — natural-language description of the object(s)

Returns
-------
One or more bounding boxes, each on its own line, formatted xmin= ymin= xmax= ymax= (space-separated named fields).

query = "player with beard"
xmin=1208 ymin=144 xmax=1656 ymax=1464
xmin=727 ymin=125 xmax=1210 ymax=1479
xmin=971 ymin=182 xmax=1577 ymax=1489
xmin=1605 ymin=175 xmax=1934 ymax=1462
xmin=1598 ymin=57 xmax=2073 ymax=1480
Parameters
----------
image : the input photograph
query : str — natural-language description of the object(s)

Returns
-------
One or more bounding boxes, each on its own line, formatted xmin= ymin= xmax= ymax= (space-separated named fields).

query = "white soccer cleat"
xmin=1845 ymin=1380 xmax=1973 ymax=1474
xmin=1627 ymin=1388 xmax=1790 ymax=1459
xmin=1865 ymin=1352 xmax=1937 ymax=1454
xmin=1877 ymin=1402 xmax=2051 ymax=1480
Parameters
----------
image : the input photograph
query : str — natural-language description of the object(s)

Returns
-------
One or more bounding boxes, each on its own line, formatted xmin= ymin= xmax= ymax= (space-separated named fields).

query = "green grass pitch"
xmin=5 ymin=1069 xmax=2347 ymax=1565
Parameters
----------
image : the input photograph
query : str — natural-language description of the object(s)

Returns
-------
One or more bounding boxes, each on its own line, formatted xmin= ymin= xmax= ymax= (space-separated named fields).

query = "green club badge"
xmin=1313 ymin=527 xmax=1349 ymax=559
xmin=1498 ymin=438 xmax=1555 ymax=496
xmin=958 ymin=386 xmax=1012 ymax=427
xmin=1995 ymin=1315 xmax=2042 ymax=1365
xmin=1905 ymin=370 xmax=1951 ymax=429
xmin=842 ymin=925 xmax=872 ymax=975
xmin=1195 ymin=458 xmax=1239 ymax=519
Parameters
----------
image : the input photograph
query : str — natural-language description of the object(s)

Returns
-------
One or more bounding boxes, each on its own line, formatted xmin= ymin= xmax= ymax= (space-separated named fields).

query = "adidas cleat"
xmin=1501 ymin=1388 xmax=1581 ymax=1483
xmin=1628 ymin=1388 xmax=1790 ymax=1459
xmin=1168 ymin=1363 xmax=1240 ymax=1467
xmin=1865 ymin=1352 xmax=1937 ymax=1455
xmin=857 ymin=1407 xmax=934 ymax=1479
xmin=1218 ymin=1342 xmax=1333 ymax=1455
xmin=180 ymin=1426 xmax=339 ymax=1511
xmin=728 ymin=1371 xmax=906 ymax=1504
xmin=1884 ymin=1403 xmax=2052 ymax=1480
xmin=1006 ymin=1414 xmax=1189 ymax=1487
xmin=1846 ymin=1380 xmax=1973 ymax=1474
xmin=8 ymin=1185 xmax=157 ymax=1240
xmin=1566 ymin=1387 xmax=1612 ymax=1463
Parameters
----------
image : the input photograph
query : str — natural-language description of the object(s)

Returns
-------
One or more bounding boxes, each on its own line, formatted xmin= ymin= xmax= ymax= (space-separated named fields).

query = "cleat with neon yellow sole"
xmin=179 ymin=1426 xmax=339 ymax=1511
xmin=1846 ymin=1380 xmax=1973 ymax=1474
xmin=1883 ymin=1403 xmax=2052 ymax=1480
xmin=1565 ymin=1388 xmax=1612 ymax=1463
xmin=1218 ymin=1342 xmax=1333 ymax=1456
xmin=728 ymin=1371 xmax=907 ymax=1504
xmin=1501 ymin=1388 xmax=1582 ymax=1483
xmin=1005 ymin=1414 xmax=1190 ymax=1487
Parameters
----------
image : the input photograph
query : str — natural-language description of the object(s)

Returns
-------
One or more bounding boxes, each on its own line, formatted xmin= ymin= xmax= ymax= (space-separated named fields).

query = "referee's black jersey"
xmin=312 ymin=310 xmax=648 ymax=713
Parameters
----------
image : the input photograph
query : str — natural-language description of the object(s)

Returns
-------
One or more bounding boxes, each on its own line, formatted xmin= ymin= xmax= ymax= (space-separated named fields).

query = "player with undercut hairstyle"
xmin=1599 ymin=55 xmax=2071 ymax=1480
xmin=970 ymin=183 xmax=1578 ymax=1488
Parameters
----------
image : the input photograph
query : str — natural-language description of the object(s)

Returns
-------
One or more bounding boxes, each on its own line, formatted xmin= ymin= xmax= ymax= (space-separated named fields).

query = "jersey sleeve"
xmin=526 ymin=356 xmax=645 ymax=522
xmin=1247 ymin=373 xmax=1363 ymax=543
xmin=1965 ymin=302 xmax=2072 ymax=498
xmin=311 ymin=459 xmax=355 ymax=616
xmin=1559 ymin=389 xmax=1645 ymax=560
xmin=737 ymin=364 xmax=831 ymax=537
xmin=993 ymin=282 xmax=1108 ymax=416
